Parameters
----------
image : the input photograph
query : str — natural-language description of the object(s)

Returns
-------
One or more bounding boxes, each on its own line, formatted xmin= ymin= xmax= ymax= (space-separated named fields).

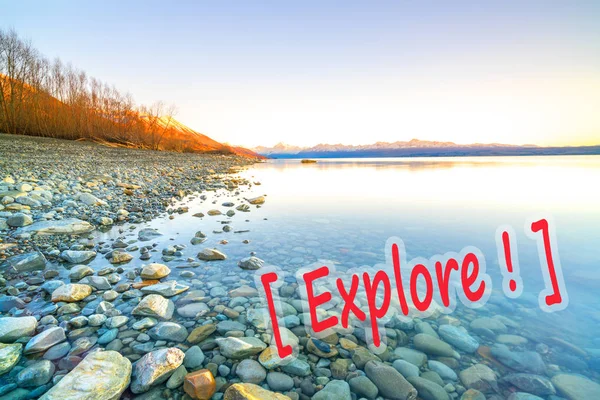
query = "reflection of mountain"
xmin=254 ymin=140 xmax=600 ymax=158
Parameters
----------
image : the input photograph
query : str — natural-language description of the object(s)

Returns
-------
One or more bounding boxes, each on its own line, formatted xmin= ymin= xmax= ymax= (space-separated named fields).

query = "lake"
xmin=85 ymin=155 xmax=600 ymax=396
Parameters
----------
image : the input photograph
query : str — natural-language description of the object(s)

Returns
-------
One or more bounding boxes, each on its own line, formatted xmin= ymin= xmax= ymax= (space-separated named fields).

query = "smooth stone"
xmin=393 ymin=359 xmax=420 ymax=378
xmin=149 ymin=322 xmax=188 ymax=342
xmin=177 ymin=302 xmax=209 ymax=318
xmin=469 ymin=317 xmax=506 ymax=333
xmin=428 ymin=360 xmax=458 ymax=381
xmin=217 ymin=320 xmax=247 ymax=335
xmin=266 ymin=372 xmax=294 ymax=392
xmin=187 ymin=324 xmax=216 ymax=344
xmin=0 ymin=317 xmax=37 ymax=343
xmin=490 ymin=344 xmax=546 ymax=374
xmin=496 ymin=334 xmax=528 ymax=346
xmin=0 ymin=343 xmax=22 ymax=375
xmin=438 ymin=325 xmax=479 ymax=353
xmin=69 ymin=265 xmax=94 ymax=280
xmin=349 ymin=375 xmax=379 ymax=399
xmin=365 ymin=360 xmax=417 ymax=400
xmin=280 ymin=358 xmax=311 ymax=376
xmin=238 ymin=256 xmax=264 ymax=270
xmin=98 ymin=328 xmax=118 ymax=344
xmin=215 ymin=337 xmax=266 ymax=359
xmin=460 ymin=389 xmax=486 ymax=400
xmin=138 ymin=228 xmax=163 ymax=241
xmin=413 ymin=334 xmax=457 ymax=358
xmin=394 ymin=347 xmax=428 ymax=366
xmin=6 ymin=213 xmax=32 ymax=227
xmin=197 ymin=248 xmax=226 ymax=261
xmin=130 ymin=348 xmax=185 ymax=393
xmin=60 ymin=250 xmax=96 ymax=263
xmin=140 ymin=264 xmax=171 ymax=280
xmin=551 ymin=373 xmax=600 ymax=400
xmin=235 ymin=359 xmax=266 ymax=384
xmin=132 ymin=294 xmax=174 ymax=320
xmin=166 ymin=365 xmax=188 ymax=389
xmin=42 ymin=342 xmax=71 ymax=360
xmin=313 ymin=380 xmax=352 ymax=400
xmin=39 ymin=350 xmax=131 ymax=400
xmin=51 ymin=284 xmax=92 ymax=302
xmin=4 ymin=251 xmax=46 ymax=272
xmin=246 ymin=196 xmax=265 ymax=205
xmin=16 ymin=360 xmax=54 ymax=387
xmin=223 ymin=383 xmax=290 ymax=400
xmin=184 ymin=346 xmax=206 ymax=370
xmin=501 ymin=373 xmax=555 ymax=396
xmin=19 ymin=218 xmax=93 ymax=235
xmin=459 ymin=364 xmax=497 ymax=393
xmin=406 ymin=376 xmax=449 ymax=400
xmin=24 ymin=326 xmax=66 ymax=354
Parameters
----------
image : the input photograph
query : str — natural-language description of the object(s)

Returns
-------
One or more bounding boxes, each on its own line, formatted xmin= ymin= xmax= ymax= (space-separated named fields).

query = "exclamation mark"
xmin=495 ymin=225 xmax=523 ymax=298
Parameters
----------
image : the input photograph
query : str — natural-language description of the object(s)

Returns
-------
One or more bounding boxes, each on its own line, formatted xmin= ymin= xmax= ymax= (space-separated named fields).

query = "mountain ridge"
xmin=253 ymin=140 xmax=600 ymax=158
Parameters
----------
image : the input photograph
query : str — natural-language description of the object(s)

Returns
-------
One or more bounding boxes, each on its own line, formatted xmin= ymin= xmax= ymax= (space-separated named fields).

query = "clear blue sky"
xmin=3 ymin=1 xmax=600 ymax=147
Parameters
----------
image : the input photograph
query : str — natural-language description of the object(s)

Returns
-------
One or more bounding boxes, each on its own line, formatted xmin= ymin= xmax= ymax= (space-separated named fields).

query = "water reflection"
xmin=238 ymin=156 xmax=600 ymax=350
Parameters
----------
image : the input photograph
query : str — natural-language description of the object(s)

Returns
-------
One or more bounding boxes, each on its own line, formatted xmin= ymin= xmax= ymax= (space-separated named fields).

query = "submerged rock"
xmin=364 ymin=360 xmax=417 ymax=400
xmin=138 ymin=228 xmax=163 ymax=241
xmin=132 ymin=294 xmax=174 ymax=320
xmin=141 ymin=263 xmax=171 ymax=280
xmin=19 ymin=218 xmax=94 ymax=235
xmin=24 ymin=326 xmax=66 ymax=354
xmin=223 ymin=383 xmax=290 ymax=400
xmin=438 ymin=324 xmax=479 ymax=353
xmin=39 ymin=350 xmax=131 ymax=400
xmin=459 ymin=364 xmax=497 ymax=393
xmin=490 ymin=344 xmax=546 ymax=374
xmin=216 ymin=337 xmax=267 ymax=359
xmin=313 ymin=380 xmax=352 ymax=400
xmin=0 ymin=343 xmax=22 ymax=375
xmin=551 ymin=373 xmax=600 ymax=400
xmin=238 ymin=256 xmax=264 ymax=270
xmin=406 ymin=376 xmax=449 ymax=400
xmin=0 ymin=316 xmax=37 ymax=342
xmin=3 ymin=251 xmax=46 ymax=272
xmin=17 ymin=359 xmax=55 ymax=387
xmin=60 ymin=250 xmax=97 ymax=264
xmin=413 ymin=333 xmax=458 ymax=358
xmin=51 ymin=284 xmax=93 ymax=302
xmin=197 ymin=248 xmax=227 ymax=261
xmin=131 ymin=348 xmax=185 ymax=393
xmin=501 ymin=373 xmax=555 ymax=396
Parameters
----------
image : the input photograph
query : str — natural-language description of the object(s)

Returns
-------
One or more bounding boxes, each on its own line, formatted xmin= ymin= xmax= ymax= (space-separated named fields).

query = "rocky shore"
xmin=1 ymin=134 xmax=600 ymax=400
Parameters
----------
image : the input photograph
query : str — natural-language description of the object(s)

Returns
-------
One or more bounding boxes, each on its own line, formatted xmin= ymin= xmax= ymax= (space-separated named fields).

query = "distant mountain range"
xmin=253 ymin=139 xmax=600 ymax=158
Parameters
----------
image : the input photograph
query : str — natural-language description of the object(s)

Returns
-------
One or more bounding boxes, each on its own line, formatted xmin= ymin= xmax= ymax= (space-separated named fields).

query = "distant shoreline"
xmin=262 ymin=145 xmax=600 ymax=159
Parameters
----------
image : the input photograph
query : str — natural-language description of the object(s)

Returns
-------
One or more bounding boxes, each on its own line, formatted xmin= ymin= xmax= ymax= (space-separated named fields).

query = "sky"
xmin=3 ymin=1 xmax=600 ymax=148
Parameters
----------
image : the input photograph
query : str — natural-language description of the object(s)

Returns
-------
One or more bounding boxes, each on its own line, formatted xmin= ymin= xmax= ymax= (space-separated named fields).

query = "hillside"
xmin=0 ymin=29 xmax=262 ymax=159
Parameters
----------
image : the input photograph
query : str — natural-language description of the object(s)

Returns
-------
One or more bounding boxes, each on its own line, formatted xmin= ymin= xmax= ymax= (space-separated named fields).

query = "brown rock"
xmin=187 ymin=323 xmax=217 ymax=344
xmin=184 ymin=369 xmax=216 ymax=400
xmin=224 ymin=383 xmax=291 ymax=400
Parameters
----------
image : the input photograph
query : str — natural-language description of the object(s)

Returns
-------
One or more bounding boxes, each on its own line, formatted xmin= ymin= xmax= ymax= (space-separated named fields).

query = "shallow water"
xmin=91 ymin=155 xmax=600 ymax=351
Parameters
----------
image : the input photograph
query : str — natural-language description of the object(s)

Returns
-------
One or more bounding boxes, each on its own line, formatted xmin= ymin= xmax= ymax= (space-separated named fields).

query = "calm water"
xmin=91 ymin=156 xmax=600 ymax=350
